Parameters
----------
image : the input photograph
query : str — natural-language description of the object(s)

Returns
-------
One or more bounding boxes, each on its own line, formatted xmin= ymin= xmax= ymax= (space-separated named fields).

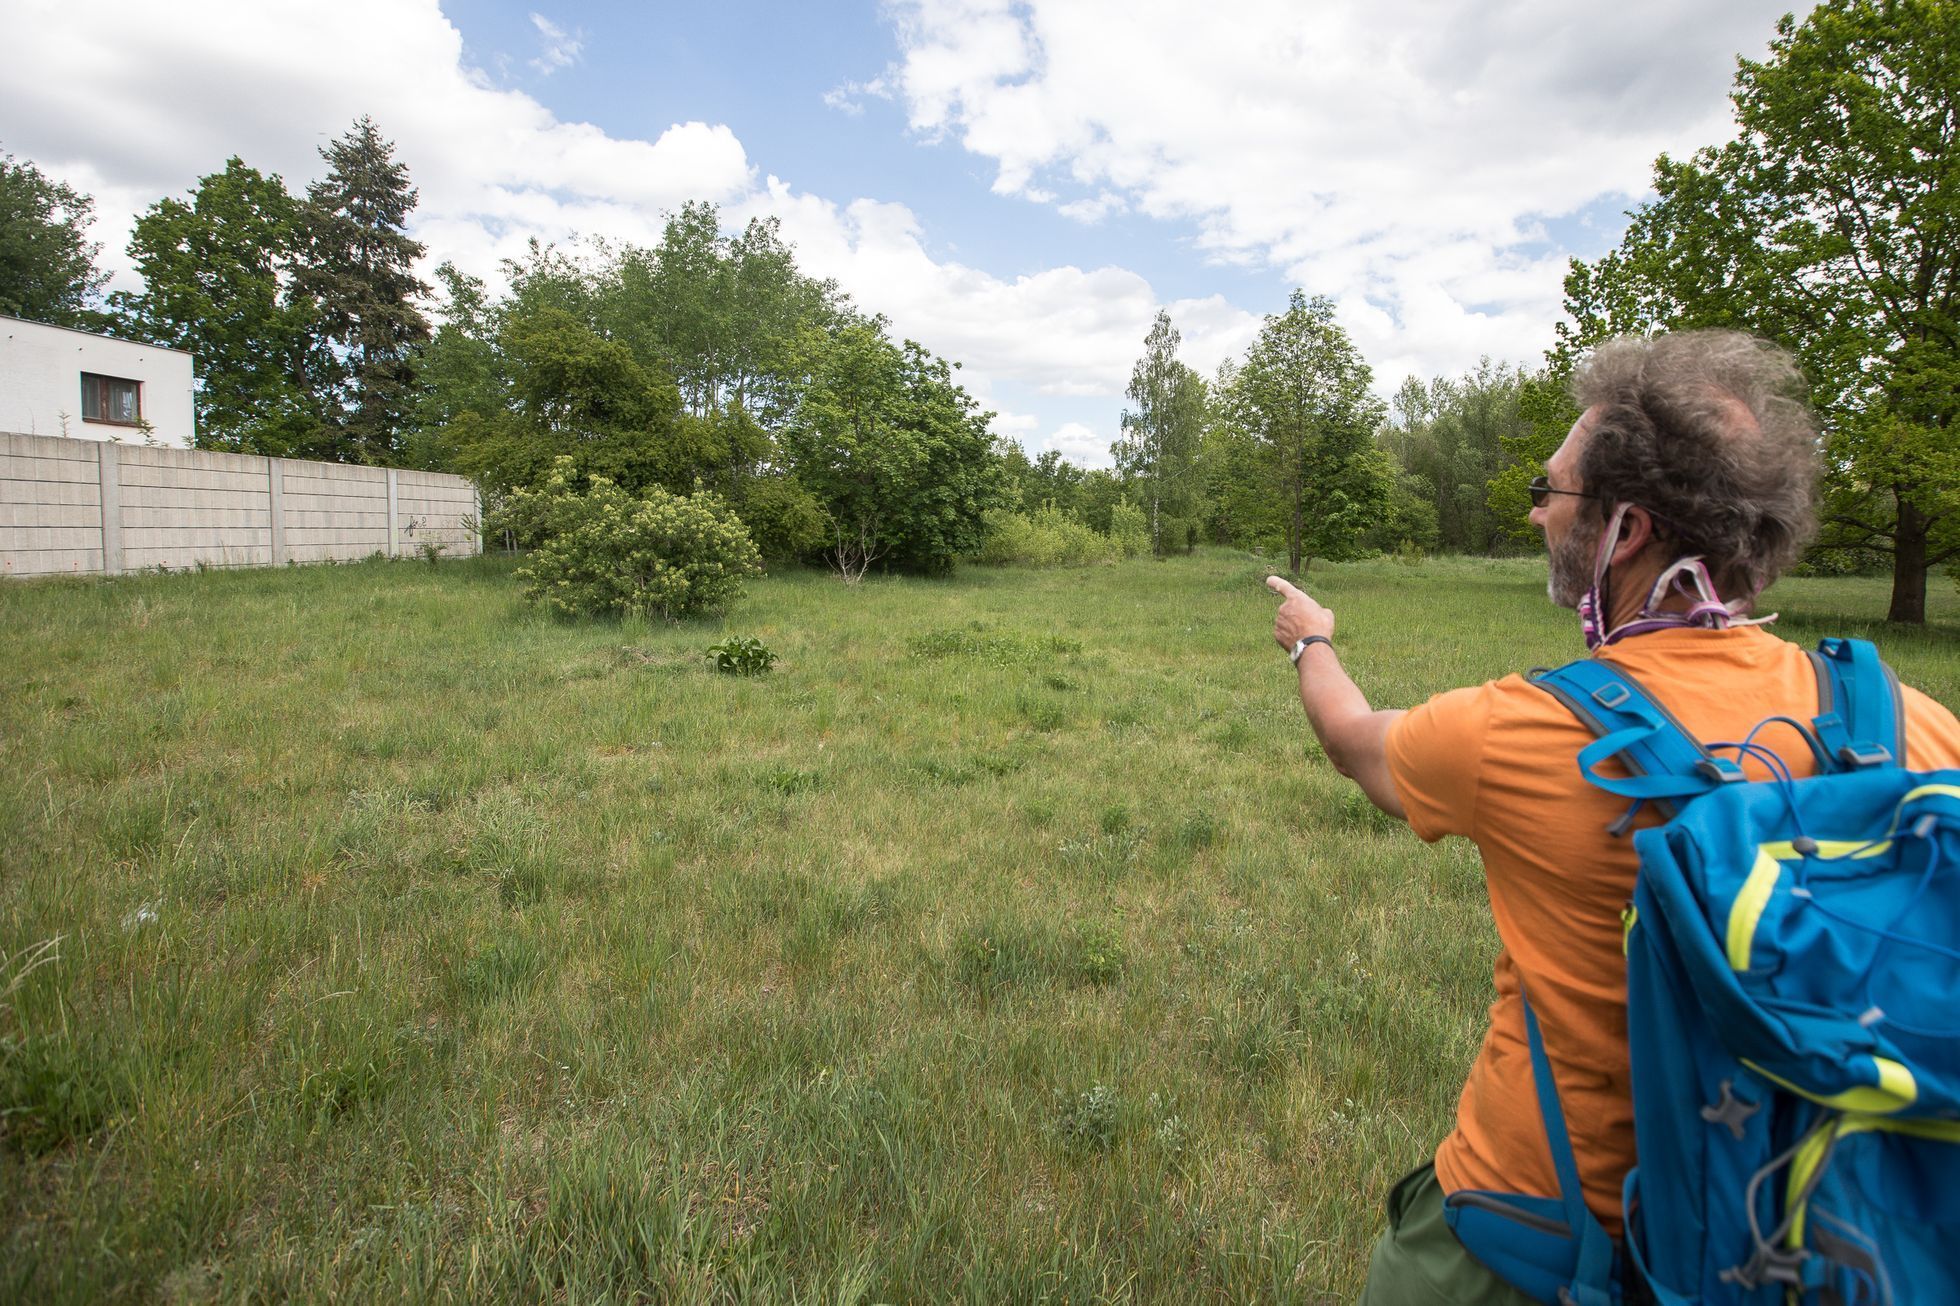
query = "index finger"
xmin=1266 ymin=575 xmax=1304 ymax=599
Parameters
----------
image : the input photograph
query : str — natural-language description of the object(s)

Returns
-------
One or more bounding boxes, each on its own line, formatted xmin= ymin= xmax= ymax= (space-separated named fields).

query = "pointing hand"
xmin=1266 ymin=575 xmax=1335 ymax=652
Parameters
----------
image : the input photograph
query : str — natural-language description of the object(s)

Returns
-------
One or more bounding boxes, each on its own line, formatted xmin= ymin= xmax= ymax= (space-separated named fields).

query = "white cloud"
xmin=1056 ymin=191 xmax=1123 ymax=224
xmin=822 ymin=74 xmax=894 ymax=117
xmin=1042 ymin=421 xmax=1113 ymax=468
xmin=0 ymin=1 xmax=753 ymax=299
xmin=881 ymin=0 xmax=1804 ymax=386
xmin=0 ymin=0 xmax=1795 ymax=466
xmin=746 ymin=176 xmax=1259 ymax=409
xmin=528 ymin=12 xmax=582 ymax=76
xmin=0 ymin=0 xmax=1236 ymax=458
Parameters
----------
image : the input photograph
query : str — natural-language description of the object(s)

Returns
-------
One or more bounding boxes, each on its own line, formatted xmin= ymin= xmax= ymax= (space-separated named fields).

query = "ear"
xmin=1609 ymin=505 xmax=1658 ymax=567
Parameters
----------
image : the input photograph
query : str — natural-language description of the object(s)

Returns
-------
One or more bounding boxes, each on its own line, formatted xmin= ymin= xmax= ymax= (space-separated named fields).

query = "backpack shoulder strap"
xmin=1808 ymin=637 xmax=1904 ymax=770
xmin=1534 ymin=659 xmax=1747 ymax=833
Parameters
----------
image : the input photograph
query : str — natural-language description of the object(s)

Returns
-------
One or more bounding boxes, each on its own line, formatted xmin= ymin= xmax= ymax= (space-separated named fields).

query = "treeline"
xmin=9 ymin=118 xmax=1517 ymax=581
xmin=3 ymin=124 xmax=998 ymax=578
xmin=2 ymin=0 xmax=1949 ymax=619
xmin=994 ymin=299 xmax=1545 ymax=574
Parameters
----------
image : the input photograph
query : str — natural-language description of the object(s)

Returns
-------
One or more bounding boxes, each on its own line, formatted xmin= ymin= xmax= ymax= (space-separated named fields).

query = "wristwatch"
xmin=1290 ymin=634 xmax=1332 ymax=665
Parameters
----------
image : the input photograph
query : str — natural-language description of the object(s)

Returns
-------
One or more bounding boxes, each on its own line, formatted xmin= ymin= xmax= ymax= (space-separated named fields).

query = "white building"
xmin=0 ymin=315 xmax=195 ymax=448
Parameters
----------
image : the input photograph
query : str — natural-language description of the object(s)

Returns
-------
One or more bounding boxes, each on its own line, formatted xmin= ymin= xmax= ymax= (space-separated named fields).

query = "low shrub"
xmin=1108 ymin=500 xmax=1150 ymax=559
xmin=504 ymin=457 xmax=762 ymax=620
xmin=976 ymin=506 xmax=1118 ymax=567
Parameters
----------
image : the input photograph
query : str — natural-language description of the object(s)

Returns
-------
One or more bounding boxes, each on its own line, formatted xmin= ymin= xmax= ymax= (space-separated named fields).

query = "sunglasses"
xmin=1528 ymin=475 xmax=1600 ymax=508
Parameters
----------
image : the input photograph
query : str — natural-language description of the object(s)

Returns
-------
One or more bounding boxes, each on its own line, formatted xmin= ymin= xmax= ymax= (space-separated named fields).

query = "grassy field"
xmin=2 ymin=550 xmax=1955 ymax=1303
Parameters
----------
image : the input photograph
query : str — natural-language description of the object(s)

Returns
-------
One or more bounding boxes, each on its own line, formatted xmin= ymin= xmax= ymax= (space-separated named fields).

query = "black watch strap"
xmin=1290 ymin=634 xmax=1332 ymax=665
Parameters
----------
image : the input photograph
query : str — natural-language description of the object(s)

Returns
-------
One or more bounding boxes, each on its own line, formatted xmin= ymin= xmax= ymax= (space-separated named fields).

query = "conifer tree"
xmin=299 ymin=117 xmax=431 ymax=464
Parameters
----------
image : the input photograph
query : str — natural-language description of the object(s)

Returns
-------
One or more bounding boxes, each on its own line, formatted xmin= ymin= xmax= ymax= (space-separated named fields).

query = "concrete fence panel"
xmin=0 ymin=432 xmax=480 ymax=579
xmin=1 ymin=433 xmax=106 ymax=576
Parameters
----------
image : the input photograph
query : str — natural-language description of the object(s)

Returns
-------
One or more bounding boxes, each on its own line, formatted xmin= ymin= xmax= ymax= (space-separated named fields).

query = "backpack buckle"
xmin=1590 ymin=682 xmax=1631 ymax=710
xmin=1837 ymin=742 xmax=1893 ymax=768
xmin=1694 ymin=758 xmax=1746 ymax=784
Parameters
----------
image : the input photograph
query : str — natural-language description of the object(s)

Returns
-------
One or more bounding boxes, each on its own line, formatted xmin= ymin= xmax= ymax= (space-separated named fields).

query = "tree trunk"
xmin=1150 ymin=493 xmax=1161 ymax=558
xmin=1887 ymin=493 xmax=1928 ymax=624
xmin=1288 ymin=481 xmax=1303 ymax=576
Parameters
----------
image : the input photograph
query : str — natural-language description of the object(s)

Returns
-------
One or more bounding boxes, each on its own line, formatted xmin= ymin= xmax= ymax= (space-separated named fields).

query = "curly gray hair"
xmin=1571 ymin=330 xmax=1820 ymax=599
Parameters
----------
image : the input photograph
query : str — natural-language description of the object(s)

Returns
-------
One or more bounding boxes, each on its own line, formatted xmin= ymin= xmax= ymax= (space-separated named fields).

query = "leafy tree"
xmin=1490 ymin=366 xmax=1583 ymax=542
xmin=118 ymin=157 xmax=319 ymax=454
xmin=1113 ymin=309 xmax=1208 ymax=555
xmin=779 ymin=322 xmax=906 ymax=580
xmin=1554 ymin=0 xmax=1960 ymax=621
xmin=298 ymin=116 xmax=431 ymax=464
xmin=0 ymin=151 xmax=107 ymax=328
xmin=1074 ymin=469 xmax=1126 ymax=535
xmin=1380 ymin=358 xmax=1526 ymax=553
xmin=603 ymin=204 xmax=842 ymax=429
xmin=415 ymin=263 xmax=501 ymax=425
xmin=783 ymin=321 xmax=1000 ymax=579
xmin=1028 ymin=449 xmax=1087 ymax=516
xmin=1226 ymin=291 xmax=1390 ymax=573
xmin=450 ymin=305 xmax=685 ymax=496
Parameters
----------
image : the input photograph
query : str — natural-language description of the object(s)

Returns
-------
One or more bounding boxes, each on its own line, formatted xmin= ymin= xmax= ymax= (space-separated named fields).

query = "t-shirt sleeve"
xmin=1386 ymin=683 xmax=1494 ymax=843
xmin=1903 ymin=684 xmax=1960 ymax=770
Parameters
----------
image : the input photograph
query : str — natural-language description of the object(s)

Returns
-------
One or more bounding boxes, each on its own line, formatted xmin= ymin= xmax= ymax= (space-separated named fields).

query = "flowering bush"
xmin=507 ymin=458 xmax=761 ymax=619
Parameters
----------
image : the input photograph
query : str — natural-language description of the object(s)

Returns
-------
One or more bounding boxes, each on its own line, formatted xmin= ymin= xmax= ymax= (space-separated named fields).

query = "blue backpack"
xmin=1443 ymin=637 xmax=1960 ymax=1306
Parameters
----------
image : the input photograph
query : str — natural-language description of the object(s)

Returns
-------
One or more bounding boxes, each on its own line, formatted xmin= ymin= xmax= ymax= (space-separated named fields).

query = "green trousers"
xmin=1357 ymin=1163 xmax=1537 ymax=1306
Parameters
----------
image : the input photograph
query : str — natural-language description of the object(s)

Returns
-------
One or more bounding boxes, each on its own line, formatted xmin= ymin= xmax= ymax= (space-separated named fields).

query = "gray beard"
xmin=1547 ymin=516 xmax=1601 ymax=610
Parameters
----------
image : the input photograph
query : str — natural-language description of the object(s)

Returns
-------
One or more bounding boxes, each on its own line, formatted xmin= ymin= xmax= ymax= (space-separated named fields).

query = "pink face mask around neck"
xmin=1577 ymin=503 xmax=1776 ymax=652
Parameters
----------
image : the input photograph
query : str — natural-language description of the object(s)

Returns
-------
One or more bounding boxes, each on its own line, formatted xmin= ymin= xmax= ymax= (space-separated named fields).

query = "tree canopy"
xmin=0 ymin=151 xmax=107 ymax=328
xmin=118 ymin=157 xmax=319 ymax=455
xmin=1223 ymin=292 xmax=1391 ymax=574
xmin=299 ymin=116 xmax=432 ymax=464
xmin=1556 ymin=0 xmax=1960 ymax=621
xmin=1113 ymin=310 xmax=1207 ymax=555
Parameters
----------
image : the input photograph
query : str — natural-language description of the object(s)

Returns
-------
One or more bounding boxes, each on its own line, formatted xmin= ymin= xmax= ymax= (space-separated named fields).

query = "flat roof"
xmin=0 ymin=313 xmax=195 ymax=358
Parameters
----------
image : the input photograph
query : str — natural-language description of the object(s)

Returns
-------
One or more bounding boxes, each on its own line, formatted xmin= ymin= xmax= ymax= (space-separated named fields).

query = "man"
xmin=1264 ymin=330 xmax=1960 ymax=1305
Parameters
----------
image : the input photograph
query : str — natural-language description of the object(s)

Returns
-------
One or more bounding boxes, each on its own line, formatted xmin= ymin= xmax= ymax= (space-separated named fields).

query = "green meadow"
xmin=2 ymin=552 xmax=1955 ymax=1303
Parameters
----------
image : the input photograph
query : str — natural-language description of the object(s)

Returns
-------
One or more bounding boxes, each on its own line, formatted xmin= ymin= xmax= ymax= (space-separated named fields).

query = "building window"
xmin=80 ymin=373 xmax=142 ymax=426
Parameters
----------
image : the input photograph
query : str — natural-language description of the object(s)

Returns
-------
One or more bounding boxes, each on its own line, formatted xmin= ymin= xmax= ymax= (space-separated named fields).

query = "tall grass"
xmin=1 ymin=551 xmax=1953 ymax=1301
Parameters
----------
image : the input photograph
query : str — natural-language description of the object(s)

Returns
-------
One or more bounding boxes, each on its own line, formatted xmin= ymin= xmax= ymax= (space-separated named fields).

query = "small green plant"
xmin=760 ymin=767 xmax=822 ymax=795
xmin=1147 ymin=1091 xmax=1188 ymax=1157
xmin=1071 ymin=920 xmax=1127 ymax=986
xmin=708 ymin=635 xmax=777 ymax=676
xmin=1053 ymin=1082 xmax=1121 ymax=1154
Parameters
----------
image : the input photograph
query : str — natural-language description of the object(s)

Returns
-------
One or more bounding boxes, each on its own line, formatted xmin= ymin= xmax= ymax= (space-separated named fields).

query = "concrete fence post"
xmin=268 ymin=459 xmax=286 ymax=565
xmin=473 ymin=485 xmax=483 ymax=556
xmin=98 ymin=442 xmax=123 ymax=576
xmin=386 ymin=467 xmax=399 ymax=558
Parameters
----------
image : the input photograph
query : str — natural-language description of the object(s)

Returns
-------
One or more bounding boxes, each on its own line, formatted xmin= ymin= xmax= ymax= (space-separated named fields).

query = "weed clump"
xmin=708 ymin=636 xmax=777 ymax=676
xmin=950 ymin=919 xmax=1062 ymax=995
xmin=0 ymin=1031 xmax=123 ymax=1155
xmin=457 ymin=932 xmax=545 ymax=1005
xmin=1070 ymin=920 xmax=1127 ymax=986
xmin=1052 ymin=1082 xmax=1121 ymax=1154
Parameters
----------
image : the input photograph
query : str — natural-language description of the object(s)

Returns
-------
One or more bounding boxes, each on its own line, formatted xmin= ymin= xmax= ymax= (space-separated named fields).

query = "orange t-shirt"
xmin=1385 ymin=625 xmax=1960 ymax=1228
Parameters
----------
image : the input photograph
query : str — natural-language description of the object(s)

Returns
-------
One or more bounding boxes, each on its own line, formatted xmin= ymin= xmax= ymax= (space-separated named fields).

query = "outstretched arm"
xmin=1265 ymin=576 xmax=1407 ymax=820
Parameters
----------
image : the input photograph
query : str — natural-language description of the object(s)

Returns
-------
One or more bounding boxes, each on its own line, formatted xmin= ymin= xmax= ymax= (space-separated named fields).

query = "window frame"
xmin=80 ymin=372 xmax=143 ymax=427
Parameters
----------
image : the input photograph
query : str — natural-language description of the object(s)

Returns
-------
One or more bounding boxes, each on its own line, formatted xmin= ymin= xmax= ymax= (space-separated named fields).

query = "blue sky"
xmin=2 ymin=0 xmax=1805 ymax=466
